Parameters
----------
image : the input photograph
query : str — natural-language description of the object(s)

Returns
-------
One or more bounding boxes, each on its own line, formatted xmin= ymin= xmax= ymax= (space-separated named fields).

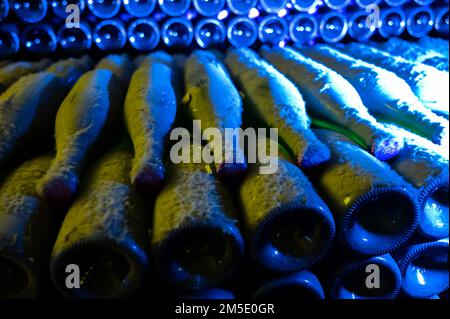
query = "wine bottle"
xmin=22 ymin=24 xmax=57 ymax=56
xmin=0 ymin=154 xmax=57 ymax=298
xmin=434 ymin=6 xmax=449 ymax=36
xmin=46 ymin=56 xmax=94 ymax=87
xmin=384 ymin=0 xmax=408 ymax=6
xmin=50 ymin=141 xmax=150 ymax=299
xmin=128 ymin=18 xmax=160 ymax=51
xmin=225 ymin=48 xmax=330 ymax=168
xmin=58 ymin=23 xmax=92 ymax=54
xmin=239 ymin=138 xmax=335 ymax=272
xmin=377 ymin=38 xmax=449 ymax=72
xmin=161 ymin=17 xmax=194 ymax=48
xmin=193 ymin=0 xmax=225 ymax=16
xmin=37 ymin=56 xmax=130 ymax=205
xmin=418 ymin=36 xmax=449 ymax=58
xmin=11 ymin=0 xmax=47 ymax=23
xmin=159 ymin=0 xmax=191 ymax=16
xmin=290 ymin=0 xmax=320 ymax=12
xmin=227 ymin=16 xmax=258 ymax=48
xmin=299 ymin=45 xmax=449 ymax=146
xmin=259 ymin=0 xmax=288 ymax=14
xmin=0 ymin=25 xmax=20 ymax=58
xmin=0 ymin=0 xmax=9 ymax=21
xmin=347 ymin=11 xmax=376 ymax=42
xmin=329 ymin=254 xmax=401 ymax=299
xmin=87 ymin=0 xmax=121 ymax=18
xmin=152 ymin=144 xmax=244 ymax=290
xmin=0 ymin=58 xmax=52 ymax=95
xmin=95 ymin=53 xmax=132 ymax=83
xmin=226 ymin=0 xmax=258 ymax=15
xmin=378 ymin=7 xmax=406 ymax=39
xmin=324 ymin=0 xmax=351 ymax=11
xmin=253 ymin=271 xmax=325 ymax=299
xmin=319 ymin=11 xmax=348 ymax=43
xmin=406 ymin=6 xmax=435 ymax=38
xmin=194 ymin=18 xmax=226 ymax=48
xmin=289 ymin=13 xmax=318 ymax=45
xmin=260 ymin=46 xmax=403 ymax=161
xmin=341 ymin=42 xmax=449 ymax=119
xmin=384 ymin=124 xmax=448 ymax=240
xmin=124 ymin=52 xmax=180 ymax=191
xmin=354 ymin=0 xmax=382 ymax=8
xmin=394 ymin=238 xmax=449 ymax=299
xmin=258 ymin=15 xmax=288 ymax=45
xmin=50 ymin=0 xmax=86 ymax=19
xmin=311 ymin=129 xmax=419 ymax=255
xmin=0 ymin=73 xmax=68 ymax=171
xmin=123 ymin=0 xmax=157 ymax=17
xmin=93 ymin=19 xmax=127 ymax=51
xmin=181 ymin=288 xmax=235 ymax=299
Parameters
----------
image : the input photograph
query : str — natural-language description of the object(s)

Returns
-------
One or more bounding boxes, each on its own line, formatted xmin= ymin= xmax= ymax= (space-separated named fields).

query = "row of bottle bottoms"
xmin=0 ymin=4 xmax=448 ymax=56
xmin=0 ymin=39 xmax=448 ymax=298
xmin=1 ymin=0 xmax=448 ymax=23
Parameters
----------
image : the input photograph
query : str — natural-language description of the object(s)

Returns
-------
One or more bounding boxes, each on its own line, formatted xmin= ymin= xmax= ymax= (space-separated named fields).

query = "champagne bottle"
xmin=58 ymin=23 xmax=93 ymax=54
xmin=253 ymin=271 xmax=325 ymax=299
xmin=11 ymin=0 xmax=47 ymax=23
xmin=259 ymin=0 xmax=288 ymax=14
xmin=123 ymin=0 xmax=157 ymax=17
xmin=289 ymin=13 xmax=318 ymax=45
xmin=181 ymin=288 xmax=235 ymax=299
xmin=0 ymin=25 xmax=20 ymax=58
xmin=260 ymin=46 xmax=403 ymax=161
xmin=319 ymin=11 xmax=348 ymax=43
xmin=239 ymin=138 xmax=335 ymax=272
xmin=184 ymin=50 xmax=246 ymax=177
xmin=434 ymin=6 xmax=449 ymax=36
xmin=193 ymin=0 xmax=225 ymax=16
xmin=87 ymin=0 xmax=121 ymax=18
xmin=329 ymin=254 xmax=401 ymax=299
xmin=0 ymin=73 xmax=68 ymax=170
xmin=50 ymin=141 xmax=150 ymax=298
xmin=290 ymin=0 xmax=320 ymax=12
xmin=418 ymin=36 xmax=449 ymax=58
xmin=37 ymin=56 xmax=130 ymax=205
xmin=406 ymin=6 xmax=435 ymax=38
xmin=225 ymin=48 xmax=330 ymax=168
xmin=22 ymin=24 xmax=57 ymax=56
xmin=258 ymin=15 xmax=288 ymax=45
xmin=161 ymin=17 xmax=194 ymax=48
xmin=384 ymin=124 xmax=448 ymax=240
xmin=324 ymin=0 xmax=351 ymax=11
xmin=51 ymin=0 xmax=86 ymax=19
xmin=347 ymin=11 xmax=376 ymax=42
xmin=93 ymin=19 xmax=127 ymax=51
xmin=152 ymin=144 xmax=244 ymax=290
xmin=311 ymin=129 xmax=419 ymax=255
xmin=226 ymin=0 xmax=258 ymax=15
xmin=0 ymin=59 xmax=52 ymax=95
xmin=378 ymin=7 xmax=406 ymax=39
xmin=159 ymin=0 xmax=191 ymax=16
xmin=127 ymin=18 xmax=161 ymax=51
xmin=377 ymin=38 xmax=448 ymax=72
xmin=394 ymin=238 xmax=449 ymax=299
xmin=0 ymin=0 xmax=9 ymax=21
xmin=300 ymin=45 xmax=449 ymax=146
xmin=0 ymin=154 xmax=57 ymax=299
xmin=227 ymin=16 xmax=258 ymax=48
xmin=341 ymin=42 xmax=449 ymax=119
xmin=124 ymin=51 xmax=180 ymax=191
xmin=194 ymin=19 xmax=226 ymax=48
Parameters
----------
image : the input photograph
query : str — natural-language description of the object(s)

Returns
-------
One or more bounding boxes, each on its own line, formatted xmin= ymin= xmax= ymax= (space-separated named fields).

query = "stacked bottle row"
xmin=1 ymin=0 xmax=448 ymax=56
xmin=0 ymin=37 xmax=448 ymax=299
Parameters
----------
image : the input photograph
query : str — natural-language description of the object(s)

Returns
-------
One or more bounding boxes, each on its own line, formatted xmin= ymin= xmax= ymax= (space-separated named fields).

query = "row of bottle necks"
xmin=0 ymin=0 xmax=448 ymax=23
xmin=0 ymin=5 xmax=448 ymax=56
